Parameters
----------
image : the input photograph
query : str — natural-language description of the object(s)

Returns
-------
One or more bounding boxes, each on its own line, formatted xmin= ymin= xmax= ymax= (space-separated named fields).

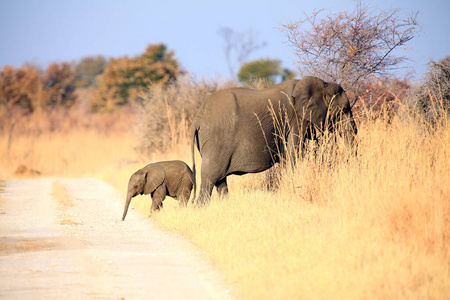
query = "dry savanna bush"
xmin=404 ymin=56 xmax=450 ymax=123
xmin=134 ymin=75 xmax=235 ymax=157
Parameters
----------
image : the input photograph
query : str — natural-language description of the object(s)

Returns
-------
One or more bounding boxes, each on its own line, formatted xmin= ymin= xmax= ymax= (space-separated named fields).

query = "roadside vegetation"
xmin=150 ymin=97 xmax=450 ymax=300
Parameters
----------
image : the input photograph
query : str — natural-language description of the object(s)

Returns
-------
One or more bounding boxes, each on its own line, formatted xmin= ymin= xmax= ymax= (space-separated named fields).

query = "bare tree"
xmin=280 ymin=0 xmax=419 ymax=105
xmin=218 ymin=27 xmax=267 ymax=78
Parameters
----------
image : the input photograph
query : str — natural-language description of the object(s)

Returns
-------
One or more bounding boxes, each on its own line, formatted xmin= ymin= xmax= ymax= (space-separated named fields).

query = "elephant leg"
xmin=197 ymin=142 xmax=232 ymax=205
xmin=197 ymin=155 xmax=228 ymax=205
xmin=177 ymin=185 xmax=192 ymax=207
xmin=215 ymin=177 xmax=228 ymax=197
xmin=198 ymin=177 xmax=215 ymax=206
xmin=198 ymin=173 xmax=223 ymax=205
xmin=150 ymin=186 xmax=166 ymax=215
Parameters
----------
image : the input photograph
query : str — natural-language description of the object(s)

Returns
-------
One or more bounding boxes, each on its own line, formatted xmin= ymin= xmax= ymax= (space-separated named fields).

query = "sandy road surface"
xmin=0 ymin=178 xmax=234 ymax=299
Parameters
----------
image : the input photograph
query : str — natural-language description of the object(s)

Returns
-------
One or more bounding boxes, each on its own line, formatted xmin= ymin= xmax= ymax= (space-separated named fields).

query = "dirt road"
xmin=0 ymin=178 xmax=234 ymax=299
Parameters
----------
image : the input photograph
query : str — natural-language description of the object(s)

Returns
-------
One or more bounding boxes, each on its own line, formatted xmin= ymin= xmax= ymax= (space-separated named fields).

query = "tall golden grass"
xmin=0 ymin=111 xmax=140 ymax=178
xmin=0 ymin=128 xmax=139 ymax=178
xmin=0 ymin=94 xmax=448 ymax=299
xmin=149 ymin=105 xmax=450 ymax=299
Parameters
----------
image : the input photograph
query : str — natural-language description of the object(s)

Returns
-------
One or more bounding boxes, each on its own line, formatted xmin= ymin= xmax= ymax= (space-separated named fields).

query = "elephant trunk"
xmin=343 ymin=115 xmax=358 ymax=154
xmin=122 ymin=193 xmax=133 ymax=221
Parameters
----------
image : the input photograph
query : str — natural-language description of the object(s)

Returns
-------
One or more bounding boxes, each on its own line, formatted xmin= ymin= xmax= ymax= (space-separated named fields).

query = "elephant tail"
xmin=191 ymin=130 xmax=197 ymax=203
xmin=191 ymin=125 xmax=199 ymax=203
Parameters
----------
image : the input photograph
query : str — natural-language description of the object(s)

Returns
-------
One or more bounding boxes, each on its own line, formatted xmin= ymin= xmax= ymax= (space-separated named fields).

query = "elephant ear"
xmin=143 ymin=165 xmax=165 ymax=195
xmin=293 ymin=77 xmax=329 ymax=128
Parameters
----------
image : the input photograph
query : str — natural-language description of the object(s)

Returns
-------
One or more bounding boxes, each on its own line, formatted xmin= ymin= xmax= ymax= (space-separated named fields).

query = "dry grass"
xmin=0 ymin=129 xmax=137 ymax=179
xmin=148 ymin=111 xmax=450 ymax=299
xmin=0 ymin=108 xmax=140 ymax=179
xmin=134 ymin=75 xmax=235 ymax=156
xmin=1 ymin=92 xmax=449 ymax=299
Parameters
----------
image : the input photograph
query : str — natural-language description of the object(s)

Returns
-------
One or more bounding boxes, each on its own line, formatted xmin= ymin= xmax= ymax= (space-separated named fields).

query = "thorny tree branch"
xmin=280 ymin=1 xmax=419 ymax=106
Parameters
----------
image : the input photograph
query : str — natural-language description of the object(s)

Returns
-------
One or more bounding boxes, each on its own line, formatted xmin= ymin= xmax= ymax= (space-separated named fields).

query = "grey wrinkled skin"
xmin=122 ymin=160 xmax=193 ymax=221
xmin=191 ymin=76 xmax=357 ymax=204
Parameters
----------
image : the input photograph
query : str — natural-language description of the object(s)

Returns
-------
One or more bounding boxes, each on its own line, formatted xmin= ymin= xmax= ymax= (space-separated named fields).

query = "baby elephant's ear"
xmin=143 ymin=165 xmax=165 ymax=194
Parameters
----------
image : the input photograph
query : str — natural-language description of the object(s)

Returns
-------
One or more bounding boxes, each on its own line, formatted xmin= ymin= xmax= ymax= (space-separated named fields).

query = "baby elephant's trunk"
xmin=122 ymin=194 xmax=132 ymax=221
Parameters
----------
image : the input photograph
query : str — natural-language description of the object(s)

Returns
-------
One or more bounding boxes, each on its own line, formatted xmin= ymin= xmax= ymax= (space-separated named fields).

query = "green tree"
xmin=238 ymin=58 xmax=295 ymax=86
xmin=0 ymin=64 xmax=42 ymax=116
xmin=41 ymin=62 xmax=78 ymax=111
xmin=75 ymin=55 xmax=106 ymax=87
xmin=92 ymin=44 xmax=182 ymax=112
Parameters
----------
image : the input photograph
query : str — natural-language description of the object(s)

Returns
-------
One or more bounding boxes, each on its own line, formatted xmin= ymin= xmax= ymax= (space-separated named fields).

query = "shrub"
xmin=134 ymin=75 xmax=235 ymax=157
xmin=404 ymin=56 xmax=450 ymax=122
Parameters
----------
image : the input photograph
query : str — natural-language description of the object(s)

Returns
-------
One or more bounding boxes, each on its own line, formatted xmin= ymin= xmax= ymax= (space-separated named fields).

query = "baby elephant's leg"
xmin=177 ymin=174 xmax=193 ymax=207
xmin=150 ymin=186 xmax=166 ymax=215
xmin=177 ymin=187 xmax=191 ymax=207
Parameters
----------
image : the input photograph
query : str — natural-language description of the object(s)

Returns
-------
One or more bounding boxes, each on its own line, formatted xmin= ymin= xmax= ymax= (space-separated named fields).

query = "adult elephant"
xmin=191 ymin=76 xmax=357 ymax=203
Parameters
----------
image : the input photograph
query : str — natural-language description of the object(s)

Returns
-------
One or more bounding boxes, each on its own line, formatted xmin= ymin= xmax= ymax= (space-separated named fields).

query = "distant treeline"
xmin=0 ymin=44 xmax=182 ymax=116
xmin=1 ymin=41 xmax=449 ymax=130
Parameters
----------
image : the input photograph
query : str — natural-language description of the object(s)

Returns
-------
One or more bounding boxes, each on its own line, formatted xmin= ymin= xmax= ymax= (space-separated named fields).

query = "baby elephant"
xmin=121 ymin=160 xmax=193 ymax=221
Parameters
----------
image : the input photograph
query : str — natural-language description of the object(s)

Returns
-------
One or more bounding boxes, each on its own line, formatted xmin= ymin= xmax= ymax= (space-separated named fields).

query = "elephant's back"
xmin=158 ymin=160 xmax=192 ymax=174
xmin=194 ymin=90 xmax=240 ymax=131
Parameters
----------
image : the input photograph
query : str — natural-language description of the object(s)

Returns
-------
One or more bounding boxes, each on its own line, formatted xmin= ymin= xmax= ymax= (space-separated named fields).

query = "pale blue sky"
xmin=1 ymin=0 xmax=449 ymax=80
